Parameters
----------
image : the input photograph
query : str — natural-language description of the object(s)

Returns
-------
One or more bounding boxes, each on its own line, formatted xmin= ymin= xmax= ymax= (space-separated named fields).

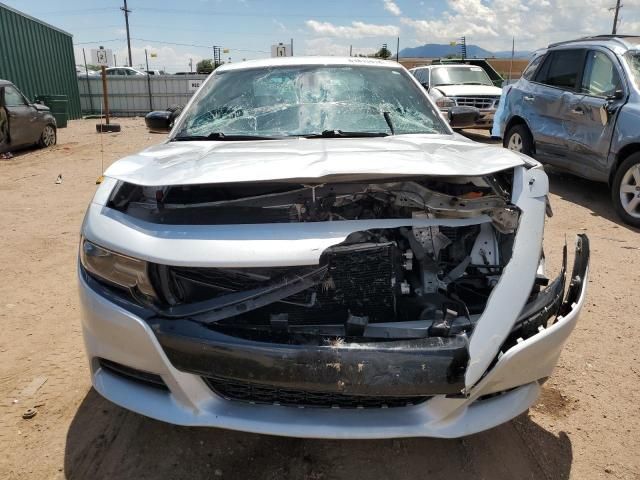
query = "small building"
xmin=0 ymin=2 xmax=81 ymax=119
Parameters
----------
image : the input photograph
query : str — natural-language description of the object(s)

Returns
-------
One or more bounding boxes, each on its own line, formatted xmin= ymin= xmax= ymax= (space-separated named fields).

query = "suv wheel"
xmin=504 ymin=124 xmax=534 ymax=157
xmin=612 ymin=153 xmax=640 ymax=227
xmin=38 ymin=124 xmax=57 ymax=148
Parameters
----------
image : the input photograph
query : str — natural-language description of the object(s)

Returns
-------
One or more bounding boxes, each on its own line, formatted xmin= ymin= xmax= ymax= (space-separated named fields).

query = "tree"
xmin=373 ymin=46 xmax=392 ymax=59
xmin=197 ymin=59 xmax=214 ymax=74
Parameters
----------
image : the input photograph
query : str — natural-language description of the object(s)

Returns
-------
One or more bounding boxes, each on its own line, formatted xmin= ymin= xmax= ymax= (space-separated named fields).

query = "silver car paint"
xmin=84 ymin=165 xmax=549 ymax=392
xmin=79 ymin=57 xmax=584 ymax=437
xmin=502 ymin=40 xmax=640 ymax=184
xmin=78 ymin=248 xmax=587 ymax=438
xmin=104 ymin=135 xmax=527 ymax=187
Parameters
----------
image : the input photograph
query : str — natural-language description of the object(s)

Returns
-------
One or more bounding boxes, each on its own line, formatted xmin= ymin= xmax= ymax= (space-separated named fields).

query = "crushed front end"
xmin=78 ymin=164 xmax=589 ymax=438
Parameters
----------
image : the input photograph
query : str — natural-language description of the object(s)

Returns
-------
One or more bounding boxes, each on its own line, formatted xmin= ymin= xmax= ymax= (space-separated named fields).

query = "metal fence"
xmin=78 ymin=75 xmax=208 ymax=117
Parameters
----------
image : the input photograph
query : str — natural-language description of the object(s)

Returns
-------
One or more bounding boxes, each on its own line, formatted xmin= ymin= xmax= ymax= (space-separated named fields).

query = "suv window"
xmin=412 ymin=69 xmax=427 ymax=84
xmin=536 ymin=49 xmax=585 ymax=90
xmin=581 ymin=51 xmax=621 ymax=97
xmin=4 ymin=86 xmax=27 ymax=106
xmin=522 ymin=54 xmax=546 ymax=81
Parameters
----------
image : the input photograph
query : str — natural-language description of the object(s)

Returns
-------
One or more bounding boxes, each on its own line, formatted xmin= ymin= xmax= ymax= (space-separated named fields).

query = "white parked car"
xmin=104 ymin=67 xmax=147 ymax=76
xmin=410 ymin=64 xmax=503 ymax=129
xmin=78 ymin=57 xmax=589 ymax=439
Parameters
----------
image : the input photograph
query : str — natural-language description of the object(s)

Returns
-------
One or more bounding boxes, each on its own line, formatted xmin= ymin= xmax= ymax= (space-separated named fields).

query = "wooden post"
xmin=101 ymin=65 xmax=110 ymax=125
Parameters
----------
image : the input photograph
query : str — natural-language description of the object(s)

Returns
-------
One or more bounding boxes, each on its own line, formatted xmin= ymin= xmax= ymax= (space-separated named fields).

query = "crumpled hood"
xmin=104 ymin=134 xmax=526 ymax=186
xmin=433 ymin=85 xmax=503 ymax=97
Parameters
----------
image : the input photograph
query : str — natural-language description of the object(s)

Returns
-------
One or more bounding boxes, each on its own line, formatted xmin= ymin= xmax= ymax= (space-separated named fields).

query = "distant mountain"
xmin=399 ymin=43 xmax=532 ymax=59
xmin=493 ymin=50 xmax=535 ymax=58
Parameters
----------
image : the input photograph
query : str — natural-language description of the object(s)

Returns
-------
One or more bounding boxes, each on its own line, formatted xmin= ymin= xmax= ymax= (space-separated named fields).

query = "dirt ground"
xmin=0 ymin=118 xmax=639 ymax=479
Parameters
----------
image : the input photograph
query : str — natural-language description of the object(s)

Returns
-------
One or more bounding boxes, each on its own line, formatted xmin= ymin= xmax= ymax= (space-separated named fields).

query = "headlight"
xmin=80 ymin=238 xmax=156 ymax=298
xmin=435 ymin=96 xmax=456 ymax=109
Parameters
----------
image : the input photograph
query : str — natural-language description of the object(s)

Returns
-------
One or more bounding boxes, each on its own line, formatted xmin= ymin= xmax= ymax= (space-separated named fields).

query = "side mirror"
xmin=145 ymin=110 xmax=173 ymax=133
xmin=421 ymin=82 xmax=430 ymax=92
xmin=607 ymin=89 xmax=624 ymax=101
xmin=448 ymin=106 xmax=480 ymax=128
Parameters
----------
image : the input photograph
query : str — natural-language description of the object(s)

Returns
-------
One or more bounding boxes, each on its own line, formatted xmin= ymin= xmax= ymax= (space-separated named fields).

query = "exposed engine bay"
xmin=97 ymin=173 xmax=547 ymax=345
xmin=149 ymin=222 xmax=517 ymax=342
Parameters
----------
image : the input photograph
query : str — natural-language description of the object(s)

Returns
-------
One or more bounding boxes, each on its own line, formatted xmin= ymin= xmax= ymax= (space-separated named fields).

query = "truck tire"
xmin=504 ymin=124 xmax=534 ymax=157
xmin=611 ymin=152 xmax=640 ymax=228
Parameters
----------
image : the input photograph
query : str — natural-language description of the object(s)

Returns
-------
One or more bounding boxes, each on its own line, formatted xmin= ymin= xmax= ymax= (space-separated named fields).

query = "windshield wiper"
xmin=304 ymin=130 xmax=389 ymax=138
xmin=172 ymin=132 xmax=280 ymax=141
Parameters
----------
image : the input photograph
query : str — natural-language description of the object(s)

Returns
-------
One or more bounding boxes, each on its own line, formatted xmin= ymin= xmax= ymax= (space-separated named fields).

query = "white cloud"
xmin=400 ymin=0 xmax=616 ymax=51
xmin=304 ymin=38 xmax=377 ymax=56
xmin=272 ymin=19 xmax=287 ymax=32
xmin=305 ymin=20 xmax=400 ymax=39
xmin=383 ymin=0 xmax=402 ymax=16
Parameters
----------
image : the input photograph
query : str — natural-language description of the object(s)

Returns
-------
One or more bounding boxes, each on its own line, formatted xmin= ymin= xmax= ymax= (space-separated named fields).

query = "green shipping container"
xmin=0 ymin=2 xmax=81 ymax=119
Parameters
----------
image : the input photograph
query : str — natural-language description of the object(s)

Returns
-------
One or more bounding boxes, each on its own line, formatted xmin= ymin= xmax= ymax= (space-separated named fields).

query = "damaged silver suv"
xmin=79 ymin=57 xmax=589 ymax=439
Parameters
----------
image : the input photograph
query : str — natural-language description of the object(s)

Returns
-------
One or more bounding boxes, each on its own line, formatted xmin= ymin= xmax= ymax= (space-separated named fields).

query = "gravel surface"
xmin=0 ymin=119 xmax=638 ymax=479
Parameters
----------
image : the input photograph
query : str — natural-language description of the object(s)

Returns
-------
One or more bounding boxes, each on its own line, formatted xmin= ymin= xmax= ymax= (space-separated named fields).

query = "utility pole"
xmin=396 ymin=37 xmax=400 ymax=62
xmin=121 ymin=0 xmax=133 ymax=67
xmin=290 ymin=38 xmax=294 ymax=56
xmin=610 ymin=0 xmax=623 ymax=34
xmin=189 ymin=58 xmax=193 ymax=73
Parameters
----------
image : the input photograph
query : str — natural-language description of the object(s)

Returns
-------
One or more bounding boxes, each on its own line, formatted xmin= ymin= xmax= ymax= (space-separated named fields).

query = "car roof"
xmin=216 ymin=56 xmax=400 ymax=72
xmin=0 ymin=79 xmax=14 ymax=86
xmin=411 ymin=64 xmax=479 ymax=70
xmin=548 ymin=35 xmax=640 ymax=53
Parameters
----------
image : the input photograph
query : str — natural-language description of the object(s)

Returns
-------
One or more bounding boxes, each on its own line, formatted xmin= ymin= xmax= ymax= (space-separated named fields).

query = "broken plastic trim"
xmin=139 ymin=266 xmax=328 ymax=320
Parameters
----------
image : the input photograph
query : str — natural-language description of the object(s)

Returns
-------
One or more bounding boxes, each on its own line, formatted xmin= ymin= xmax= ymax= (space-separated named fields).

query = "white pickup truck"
xmin=410 ymin=64 xmax=503 ymax=129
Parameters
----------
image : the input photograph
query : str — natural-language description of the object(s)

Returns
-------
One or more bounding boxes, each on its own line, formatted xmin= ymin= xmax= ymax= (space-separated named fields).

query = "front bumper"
xmin=443 ymin=108 xmax=496 ymax=129
xmin=78 ymin=235 xmax=589 ymax=439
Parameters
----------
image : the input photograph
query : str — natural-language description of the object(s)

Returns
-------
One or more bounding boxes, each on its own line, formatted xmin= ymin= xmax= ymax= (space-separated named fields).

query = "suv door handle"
xmin=523 ymin=96 xmax=535 ymax=102
xmin=570 ymin=107 xmax=584 ymax=115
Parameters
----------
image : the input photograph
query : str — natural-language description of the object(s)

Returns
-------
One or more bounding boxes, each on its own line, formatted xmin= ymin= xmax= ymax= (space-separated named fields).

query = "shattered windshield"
xmin=625 ymin=52 xmax=640 ymax=90
xmin=173 ymin=64 xmax=448 ymax=138
xmin=431 ymin=66 xmax=493 ymax=86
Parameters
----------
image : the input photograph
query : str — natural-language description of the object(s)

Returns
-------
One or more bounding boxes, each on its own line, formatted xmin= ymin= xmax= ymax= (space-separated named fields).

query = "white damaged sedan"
xmin=79 ymin=57 xmax=589 ymax=439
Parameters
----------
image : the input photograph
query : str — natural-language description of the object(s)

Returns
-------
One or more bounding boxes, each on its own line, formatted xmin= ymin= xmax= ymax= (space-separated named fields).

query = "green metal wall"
xmin=0 ymin=3 xmax=81 ymax=119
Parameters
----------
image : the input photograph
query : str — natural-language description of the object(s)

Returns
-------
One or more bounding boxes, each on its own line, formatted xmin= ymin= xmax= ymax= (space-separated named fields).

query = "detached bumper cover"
xmin=152 ymin=319 xmax=469 ymax=396
xmin=78 ymin=235 xmax=589 ymax=438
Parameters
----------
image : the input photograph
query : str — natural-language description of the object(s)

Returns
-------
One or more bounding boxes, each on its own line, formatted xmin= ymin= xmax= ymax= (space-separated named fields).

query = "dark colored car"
xmin=499 ymin=35 xmax=640 ymax=226
xmin=0 ymin=80 xmax=57 ymax=152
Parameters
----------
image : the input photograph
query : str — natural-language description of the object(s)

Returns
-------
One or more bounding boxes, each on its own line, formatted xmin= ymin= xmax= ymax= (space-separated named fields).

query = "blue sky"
xmin=4 ymin=0 xmax=638 ymax=72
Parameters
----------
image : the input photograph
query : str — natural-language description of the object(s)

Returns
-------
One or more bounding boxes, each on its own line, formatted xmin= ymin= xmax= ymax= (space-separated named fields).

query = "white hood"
xmin=104 ymin=135 xmax=526 ymax=187
xmin=432 ymin=84 xmax=503 ymax=97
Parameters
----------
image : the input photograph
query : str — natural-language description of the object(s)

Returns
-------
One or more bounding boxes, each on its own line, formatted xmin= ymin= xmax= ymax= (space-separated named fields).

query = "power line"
xmin=73 ymin=39 xmax=122 ymax=45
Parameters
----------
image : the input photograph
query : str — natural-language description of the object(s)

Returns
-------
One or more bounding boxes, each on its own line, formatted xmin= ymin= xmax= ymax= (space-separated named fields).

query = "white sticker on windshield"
xmin=470 ymin=66 xmax=483 ymax=71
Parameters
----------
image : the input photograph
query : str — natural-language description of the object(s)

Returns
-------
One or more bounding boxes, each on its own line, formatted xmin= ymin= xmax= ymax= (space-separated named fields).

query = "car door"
xmin=3 ymin=85 xmax=39 ymax=147
xmin=526 ymin=48 xmax=587 ymax=165
xmin=561 ymin=49 xmax=626 ymax=181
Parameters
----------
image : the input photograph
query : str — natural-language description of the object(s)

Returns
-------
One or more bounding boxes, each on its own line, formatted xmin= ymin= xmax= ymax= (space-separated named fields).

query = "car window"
xmin=4 ymin=86 xmax=27 ymax=106
xmin=536 ymin=49 xmax=585 ymax=90
xmin=413 ymin=69 xmax=427 ymax=84
xmin=522 ymin=54 xmax=546 ymax=81
xmin=581 ymin=51 xmax=622 ymax=97
xmin=431 ymin=66 xmax=493 ymax=86
xmin=625 ymin=51 xmax=640 ymax=90
xmin=175 ymin=65 xmax=448 ymax=138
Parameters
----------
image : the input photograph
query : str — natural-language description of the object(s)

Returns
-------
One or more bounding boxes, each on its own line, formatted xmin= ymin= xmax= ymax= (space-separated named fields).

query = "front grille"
xmin=452 ymin=96 xmax=499 ymax=109
xmin=204 ymin=377 xmax=430 ymax=409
